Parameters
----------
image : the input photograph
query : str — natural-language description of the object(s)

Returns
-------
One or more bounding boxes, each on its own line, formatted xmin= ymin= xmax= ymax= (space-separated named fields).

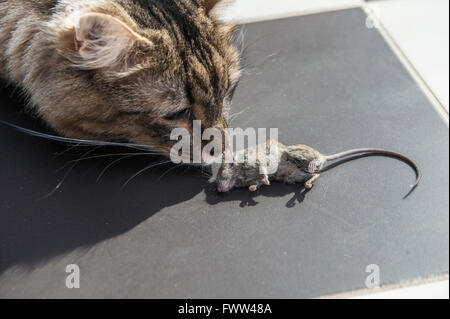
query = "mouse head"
xmin=211 ymin=161 xmax=238 ymax=192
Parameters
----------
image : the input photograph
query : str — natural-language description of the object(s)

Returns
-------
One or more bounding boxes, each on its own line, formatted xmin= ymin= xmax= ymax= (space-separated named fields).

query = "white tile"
xmin=217 ymin=0 xmax=363 ymax=23
xmin=351 ymin=279 xmax=449 ymax=299
xmin=367 ymin=0 xmax=449 ymax=111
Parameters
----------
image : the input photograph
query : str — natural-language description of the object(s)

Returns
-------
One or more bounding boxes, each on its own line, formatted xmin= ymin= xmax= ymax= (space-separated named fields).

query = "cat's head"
xmin=43 ymin=0 xmax=240 ymax=157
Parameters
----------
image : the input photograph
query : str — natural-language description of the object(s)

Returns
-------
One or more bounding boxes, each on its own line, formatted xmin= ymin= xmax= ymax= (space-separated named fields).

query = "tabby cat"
xmin=0 ymin=0 xmax=241 ymax=156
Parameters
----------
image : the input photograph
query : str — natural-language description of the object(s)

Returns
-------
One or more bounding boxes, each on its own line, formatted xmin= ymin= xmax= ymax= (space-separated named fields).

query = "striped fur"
xmin=0 ymin=0 xmax=241 ymax=155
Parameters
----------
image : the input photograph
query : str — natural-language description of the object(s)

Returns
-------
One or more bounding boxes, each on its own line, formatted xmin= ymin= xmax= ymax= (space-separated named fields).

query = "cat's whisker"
xmin=67 ymin=152 xmax=157 ymax=164
xmin=229 ymin=111 xmax=244 ymax=124
xmin=234 ymin=26 xmax=247 ymax=56
xmin=55 ymin=146 xmax=106 ymax=173
xmin=96 ymin=155 xmax=135 ymax=183
xmin=53 ymin=143 xmax=83 ymax=159
xmin=157 ymin=163 xmax=183 ymax=181
xmin=229 ymin=106 xmax=251 ymax=124
xmin=0 ymin=120 xmax=152 ymax=151
xmin=122 ymin=160 xmax=173 ymax=188
xmin=195 ymin=165 xmax=212 ymax=179
xmin=39 ymin=146 xmax=102 ymax=200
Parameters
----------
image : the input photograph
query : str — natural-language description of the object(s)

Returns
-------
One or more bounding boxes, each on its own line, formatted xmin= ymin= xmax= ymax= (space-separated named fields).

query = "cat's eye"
xmin=164 ymin=109 xmax=190 ymax=121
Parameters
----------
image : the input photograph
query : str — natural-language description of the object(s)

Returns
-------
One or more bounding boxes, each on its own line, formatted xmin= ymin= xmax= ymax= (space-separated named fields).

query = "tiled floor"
xmin=352 ymin=277 xmax=449 ymax=299
xmin=218 ymin=0 xmax=363 ymax=23
xmin=366 ymin=0 xmax=449 ymax=112
xmin=0 ymin=1 xmax=448 ymax=299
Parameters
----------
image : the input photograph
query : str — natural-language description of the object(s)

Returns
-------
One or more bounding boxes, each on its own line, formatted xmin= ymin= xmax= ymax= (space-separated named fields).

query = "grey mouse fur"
xmin=213 ymin=140 xmax=421 ymax=198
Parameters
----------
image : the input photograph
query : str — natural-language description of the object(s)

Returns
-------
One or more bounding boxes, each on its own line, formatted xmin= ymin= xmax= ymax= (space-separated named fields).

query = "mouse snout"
xmin=217 ymin=179 xmax=235 ymax=192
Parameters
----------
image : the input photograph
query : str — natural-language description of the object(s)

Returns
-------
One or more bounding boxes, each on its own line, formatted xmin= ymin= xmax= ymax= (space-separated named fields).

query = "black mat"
xmin=0 ymin=8 xmax=448 ymax=298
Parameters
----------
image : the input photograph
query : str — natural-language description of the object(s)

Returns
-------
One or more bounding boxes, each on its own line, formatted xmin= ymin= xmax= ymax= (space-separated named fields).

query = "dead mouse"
xmin=212 ymin=140 xmax=421 ymax=198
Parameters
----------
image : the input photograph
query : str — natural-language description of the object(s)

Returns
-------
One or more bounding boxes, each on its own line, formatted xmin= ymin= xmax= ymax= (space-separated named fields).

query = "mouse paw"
xmin=304 ymin=174 xmax=320 ymax=189
xmin=249 ymin=185 xmax=259 ymax=192
xmin=308 ymin=160 xmax=320 ymax=174
xmin=261 ymin=175 xmax=271 ymax=186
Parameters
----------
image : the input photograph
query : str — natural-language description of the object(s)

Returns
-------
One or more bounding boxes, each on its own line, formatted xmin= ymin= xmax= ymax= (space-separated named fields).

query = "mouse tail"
xmin=324 ymin=148 xmax=421 ymax=198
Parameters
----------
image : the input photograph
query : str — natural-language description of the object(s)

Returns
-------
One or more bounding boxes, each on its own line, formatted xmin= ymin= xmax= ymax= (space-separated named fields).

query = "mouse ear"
xmin=72 ymin=12 xmax=152 ymax=74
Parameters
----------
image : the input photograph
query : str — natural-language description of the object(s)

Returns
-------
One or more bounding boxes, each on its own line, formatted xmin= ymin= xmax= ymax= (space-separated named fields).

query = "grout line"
xmin=218 ymin=4 xmax=364 ymax=25
xmin=362 ymin=4 xmax=449 ymax=127
xmin=319 ymin=273 xmax=449 ymax=299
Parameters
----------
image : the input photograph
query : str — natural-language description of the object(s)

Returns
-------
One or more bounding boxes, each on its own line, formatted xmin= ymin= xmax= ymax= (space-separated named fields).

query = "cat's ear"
xmin=201 ymin=0 xmax=223 ymax=14
xmin=73 ymin=12 xmax=151 ymax=72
